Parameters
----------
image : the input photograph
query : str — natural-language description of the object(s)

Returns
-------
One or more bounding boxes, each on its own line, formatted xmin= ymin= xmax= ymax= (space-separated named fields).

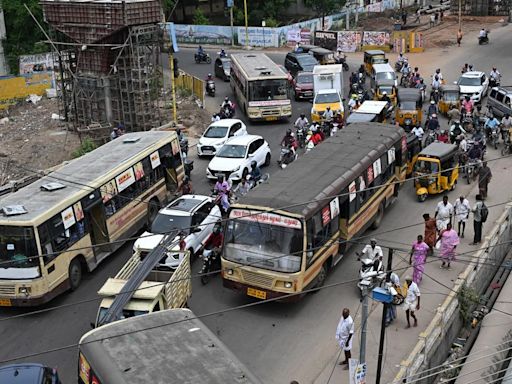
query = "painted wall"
xmin=0 ymin=73 xmax=53 ymax=109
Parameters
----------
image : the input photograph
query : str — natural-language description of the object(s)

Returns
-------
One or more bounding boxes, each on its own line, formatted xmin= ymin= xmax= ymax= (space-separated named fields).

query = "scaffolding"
xmin=450 ymin=0 xmax=511 ymax=16
xmin=41 ymin=0 xmax=165 ymax=133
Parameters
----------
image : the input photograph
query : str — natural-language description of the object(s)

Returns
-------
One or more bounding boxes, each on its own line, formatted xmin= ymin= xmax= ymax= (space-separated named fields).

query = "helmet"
xmin=224 ymin=97 xmax=229 ymax=101
xmin=436 ymin=68 xmax=440 ymax=73
xmin=300 ymin=113 xmax=305 ymax=118
xmin=246 ymin=174 xmax=252 ymax=181
xmin=432 ymin=113 xmax=437 ymax=118
xmin=434 ymin=75 xmax=439 ymax=80
xmin=290 ymin=132 xmax=295 ymax=137
xmin=208 ymin=73 xmax=212 ymax=77
xmin=251 ymin=160 xmax=257 ymax=169
xmin=382 ymin=91 xmax=387 ymax=95
xmin=430 ymin=100 xmax=435 ymax=105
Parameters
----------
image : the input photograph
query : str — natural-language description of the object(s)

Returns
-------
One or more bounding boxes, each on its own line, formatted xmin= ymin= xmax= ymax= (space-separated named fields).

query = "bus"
xmin=230 ymin=53 xmax=292 ymax=122
xmin=78 ymin=309 xmax=262 ymax=384
xmin=221 ymin=123 xmax=407 ymax=301
xmin=0 ymin=131 xmax=184 ymax=306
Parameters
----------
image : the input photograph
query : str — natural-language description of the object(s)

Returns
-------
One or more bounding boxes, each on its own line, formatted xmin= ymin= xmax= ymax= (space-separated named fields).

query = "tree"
xmin=304 ymin=0 xmax=345 ymax=26
xmin=2 ymin=0 xmax=47 ymax=74
xmin=192 ymin=8 xmax=210 ymax=25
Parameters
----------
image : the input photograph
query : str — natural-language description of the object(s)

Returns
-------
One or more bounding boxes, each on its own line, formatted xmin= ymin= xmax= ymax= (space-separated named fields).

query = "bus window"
xmin=39 ymin=213 xmax=87 ymax=263
xmin=0 ymin=226 xmax=38 ymax=269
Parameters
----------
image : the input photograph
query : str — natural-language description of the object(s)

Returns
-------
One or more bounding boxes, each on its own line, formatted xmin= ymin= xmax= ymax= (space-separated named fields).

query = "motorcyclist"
xmin=431 ymin=75 xmax=441 ymax=91
xmin=322 ymin=106 xmax=334 ymax=123
xmin=219 ymin=48 xmax=227 ymax=58
xmin=400 ymin=62 xmax=411 ymax=83
xmin=359 ymin=238 xmax=383 ymax=271
xmin=211 ymin=113 xmax=221 ymax=122
xmin=437 ymin=129 xmax=449 ymax=143
xmin=479 ymin=28 xmax=487 ymax=38
xmin=176 ymin=175 xmax=194 ymax=196
xmin=489 ymin=67 xmax=501 ymax=86
xmin=380 ymin=91 xmax=390 ymax=104
xmin=427 ymin=113 xmax=440 ymax=131
xmin=427 ymin=100 xmax=438 ymax=117
xmin=500 ymin=114 xmax=512 ymax=141
xmin=461 ymin=63 xmax=469 ymax=74
xmin=433 ymin=68 xmax=443 ymax=82
xmin=206 ymin=73 xmax=213 ymax=81
xmin=396 ymin=53 xmax=407 ymax=69
xmin=221 ymin=97 xmax=234 ymax=116
xmin=295 ymin=113 xmax=309 ymax=130
xmin=281 ymin=128 xmax=294 ymax=147
xmin=467 ymin=140 xmax=483 ymax=160
xmin=197 ymin=45 xmax=205 ymax=58
xmin=335 ymin=48 xmax=345 ymax=64
xmin=411 ymin=125 xmax=424 ymax=140
xmin=202 ymin=224 xmax=224 ymax=261
xmin=484 ymin=115 xmax=500 ymax=139
xmin=214 ymin=175 xmax=230 ymax=212
xmin=462 ymin=96 xmax=474 ymax=114
xmin=447 ymin=104 xmax=461 ymax=124
xmin=248 ymin=160 xmax=262 ymax=184
xmin=348 ymin=94 xmax=358 ymax=111
xmin=350 ymin=72 xmax=359 ymax=86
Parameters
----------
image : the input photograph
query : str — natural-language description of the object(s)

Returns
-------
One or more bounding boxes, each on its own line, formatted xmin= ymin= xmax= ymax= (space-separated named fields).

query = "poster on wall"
xmin=366 ymin=2 xmax=383 ymax=12
xmin=237 ymin=27 xmax=278 ymax=47
xmin=337 ymin=31 xmax=362 ymax=52
xmin=362 ymin=31 xmax=390 ymax=46
xmin=314 ymin=30 xmax=338 ymax=51
xmin=19 ymin=52 xmax=54 ymax=74
xmin=174 ymin=24 xmax=232 ymax=45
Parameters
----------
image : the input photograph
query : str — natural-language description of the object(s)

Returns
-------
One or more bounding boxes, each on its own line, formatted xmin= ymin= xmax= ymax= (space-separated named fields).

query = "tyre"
xmin=313 ymin=264 xmax=327 ymax=291
xmin=264 ymin=153 xmax=271 ymax=167
xmin=371 ymin=203 xmax=384 ymax=229
xmin=201 ymin=274 xmax=209 ymax=285
xmin=69 ymin=258 xmax=82 ymax=291
xmin=418 ymin=193 xmax=427 ymax=202
xmin=206 ymin=57 xmax=212 ymax=64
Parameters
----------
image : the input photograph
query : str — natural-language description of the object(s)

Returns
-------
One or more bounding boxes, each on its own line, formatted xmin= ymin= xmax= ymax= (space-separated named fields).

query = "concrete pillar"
xmin=102 ymin=76 xmax=114 ymax=123
xmin=0 ymin=9 xmax=9 ymax=75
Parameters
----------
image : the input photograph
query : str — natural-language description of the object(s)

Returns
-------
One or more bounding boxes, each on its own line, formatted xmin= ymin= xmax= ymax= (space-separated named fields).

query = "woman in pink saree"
xmin=437 ymin=223 xmax=460 ymax=269
xmin=409 ymin=235 xmax=429 ymax=284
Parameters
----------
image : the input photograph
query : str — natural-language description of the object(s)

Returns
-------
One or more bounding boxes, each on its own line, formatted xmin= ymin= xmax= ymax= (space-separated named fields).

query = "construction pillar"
xmin=169 ymin=52 xmax=177 ymax=123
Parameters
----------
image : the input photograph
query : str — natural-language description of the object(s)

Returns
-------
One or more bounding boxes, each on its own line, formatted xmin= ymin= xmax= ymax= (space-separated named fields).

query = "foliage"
xmin=192 ymin=8 xmax=210 ymax=25
xmin=303 ymin=0 xmax=346 ymax=17
xmin=232 ymin=0 xmax=290 ymax=26
xmin=457 ymin=284 xmax=480 ymax=327
xmin=72 ymin=138 xmax=97 ymax=158
xmin=2 ymin=0 xmax=47 ymax=74
xmin=264 ymin=18 xmax=279 ymax=28
xmin=161 ymin=0 xmax=176 ymax=21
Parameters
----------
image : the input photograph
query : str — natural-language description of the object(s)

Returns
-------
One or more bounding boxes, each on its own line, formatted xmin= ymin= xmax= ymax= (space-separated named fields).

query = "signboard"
xmin=115 ymin=168 xmax=135 ymax=193
xmin=373 ymin=158 xmax=382 ymax=177
xmin=401 ymin=136 xmax=408 ymax=154
xmin=314 ymin=30 xmax=338 ymax=51
xmin=349 ymin=181 xmax=357 ymax=202
xmin=367 ymin=166 xmax=374 ymax=183
xmin=337 ymin=31 xmax=362 ymax=52
xmin=150 ymin=151 xmax=161 ymax=169
xmin=286 ymin=29 xmax=302 ymax=43
xmin=134 ymin=161 xmax=145 ymax=181
xmin=230 ymin=209 xmax=302 ymax=229
xmin=322 ymin=206 xmax=331 ymax=226
xmin=349 ymin=359 xmax=367 ymax=384
xmin=101 ymin=179 xmax=118 ymax=203
xmin=330 ymin=197 xmax=340 ymax=219
xmin=248 ymin=99 xmax=291 ymax=107
xmin=237 ymin=27 xmax=278 ymax=47
xmin=79 ymin=353 xmax=91 ymax=384
xmin=61 ymin=206 xmax=76 ymax=230
xmin=73 ymin=201 xmax=84 ymax=222
xmin=387 ymin=148 xmax=396 ymax=164
xmin=19 ymin=52 xmax=54 ymax=74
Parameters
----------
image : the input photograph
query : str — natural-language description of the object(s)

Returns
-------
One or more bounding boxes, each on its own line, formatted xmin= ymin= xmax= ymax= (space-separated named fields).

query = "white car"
xmin=206 ymin=134 xmax=271 ymax=181
xmin=133 ymin=195 xmax=221 ymax=269
xmin=196 ymin=119 xmax=248 ymax=157
xmin=457 ymin=71 xmax=489 ymax=103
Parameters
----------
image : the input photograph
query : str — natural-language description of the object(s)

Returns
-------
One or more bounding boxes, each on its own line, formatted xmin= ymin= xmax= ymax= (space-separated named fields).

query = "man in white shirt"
xmin=411 ymin=125 xmax=424 ymax=139
xmin=360 ymin=238 xmax=383 ymax=261
xmin=403 ymin=276 xmax=420 ymax=328
xmin=435 ymin=195 xmax=453 ymax=231
xmin=453 ymin=195 xmax=471 ymax=237
xmin=459 ymin=136 xmax=468 ymax=152
xmin=335 ymin=308 xmax=354 ymax=368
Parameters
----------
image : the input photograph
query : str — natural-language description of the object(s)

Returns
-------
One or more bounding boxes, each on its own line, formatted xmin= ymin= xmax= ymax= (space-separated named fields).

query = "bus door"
xmin=82 ymin=191 xmax=111 ymax=261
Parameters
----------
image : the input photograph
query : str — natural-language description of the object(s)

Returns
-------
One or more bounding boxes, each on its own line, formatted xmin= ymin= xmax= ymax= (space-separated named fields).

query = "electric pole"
xmin=359 ymin=287 xmax=369 ymax=364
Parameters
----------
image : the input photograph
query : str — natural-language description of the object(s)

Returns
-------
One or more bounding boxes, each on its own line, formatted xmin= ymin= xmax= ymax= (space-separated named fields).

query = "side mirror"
xmin=192 ymin=227 xmax=202 ymax=233
xmin=90 ymin=322 xmax=96 ymax=329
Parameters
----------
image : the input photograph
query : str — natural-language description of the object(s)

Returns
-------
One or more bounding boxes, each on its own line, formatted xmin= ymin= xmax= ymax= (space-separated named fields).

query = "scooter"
xmin=295 ymin=125 xmax=306 ymax=148
xmin=206 ymin=79 xmax=216 ymax=97
xmin=430 ymin=88 xmax=441 ymax=103
xmin=194 ymin=52 xmax=211 ymax=64
xmin=199 ymin=247 xmax=221 ymax=285
xmin=356 ymin=254 xmax=386 ymax=297
xmin=219 ymin=104 xmax=235 ymax=119
xmin=478 ymin=32 xmax=489 ymax=45
xmin=277 ymin=146 xmax=298 ymax=169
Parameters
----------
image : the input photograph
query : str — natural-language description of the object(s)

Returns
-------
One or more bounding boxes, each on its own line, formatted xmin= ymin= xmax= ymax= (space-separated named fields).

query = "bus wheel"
xmin=371 ymin=203 xmax=384 ymax=229
xmin=313 ymin=264 xmax=327 ymax=292
xmin=69 ymin=258 xmax=82 ymax=291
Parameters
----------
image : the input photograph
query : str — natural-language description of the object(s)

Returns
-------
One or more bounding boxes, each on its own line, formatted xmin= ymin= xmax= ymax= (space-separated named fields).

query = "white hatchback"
xmin=206 ymin=134 xmax=271 ymax=181
xmin=197 ymin=119 xmax=247 ymax=157
xmin=457 ymin=71 xmax=489 ymax=103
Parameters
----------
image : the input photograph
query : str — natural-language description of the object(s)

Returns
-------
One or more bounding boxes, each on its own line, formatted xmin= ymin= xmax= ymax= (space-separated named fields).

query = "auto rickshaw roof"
xmin=355 ymin=100 xmax=388 ymax=114
xmin=297 ymin=44 xmax=317 ymax=52
xmin=365 ymin=50 xmax=386 ymax=56
xmin=406 ymin=132 xmax=419 ymax=145
xmin=440 ymin=84 xmax=460 ymax=93
xmin=398 ymin=88 xmax=422 ymax=101
xmin=419 ymin=142 xmax=458 ymax=161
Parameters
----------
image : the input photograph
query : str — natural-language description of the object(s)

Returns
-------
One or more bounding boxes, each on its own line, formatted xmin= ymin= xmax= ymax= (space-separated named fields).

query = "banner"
xmin=174 ymin=24 xmax=232 ymax=45
xmin=237 ymin=27 xmax=278 ymax=47
xmin=19 ymin=52 xmax=54 ymax=74
xmin=362 ymin=31 xmax=390 ymax=46
xmin=337 ymin=31 xmax=362 ymax=52
xmin=366 ymin=2 xmax=383 ymax=12
xmin=314 ymin=30 xmax=338 ymax=51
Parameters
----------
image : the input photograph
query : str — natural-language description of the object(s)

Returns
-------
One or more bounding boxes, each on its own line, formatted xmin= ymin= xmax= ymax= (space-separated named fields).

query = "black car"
xmin=214 ymin=57 xmax=231 ymax=81
xmin=284 ymin=52 xmax=318 ymax=77
xmin=0 ymin=364 xmax=61 ymax=384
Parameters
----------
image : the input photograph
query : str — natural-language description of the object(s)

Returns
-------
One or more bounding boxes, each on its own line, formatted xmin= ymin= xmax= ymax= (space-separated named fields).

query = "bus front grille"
xmin=241 ymin=270 xmax=274 ymax=289
xmin=261 ymin=108 xmax=280 ymax=116
xmin=0 ymin=285 xmax=15 ymax=295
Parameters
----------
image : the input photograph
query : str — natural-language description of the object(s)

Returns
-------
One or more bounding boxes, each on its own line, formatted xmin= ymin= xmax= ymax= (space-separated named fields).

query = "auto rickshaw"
xmin=396 ymin=88 xmax=423 ymax=131
xmin=374 ymin=79 xmax=397 ymax=106
xmin=406 ymin=133 xmax=422 ymax=176
xmin=310 ymin=47 xmax=336 ymax=65
xmin=413 ymin=142 xmax=459 ymax=202
xmin=438 ymin=84 xmax=461 ymax=116
xmin=364 ymin=50 xmax=388 ymax=75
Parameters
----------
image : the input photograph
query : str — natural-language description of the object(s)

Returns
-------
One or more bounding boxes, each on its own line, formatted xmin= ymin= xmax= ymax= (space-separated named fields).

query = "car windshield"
xmin=222 ymin=61 xmax=231 ymax=70
xmin=315 ymin=92 xmax=340 ymax=104
xmin=248 ymin=79 xmax=288 ymax=101
xmin=150 ymin=214 xmax=192 ymax=235
xmin=296 ymin=55 xmax=318 ymax=68
xmin=224 ymin=216 xmax=303 ymax=273
xmin=444 ymin=92 xmax=460 ymax=101
xmin=98 ymin=307 xmax=148 ymax=326
xmin=0 ymin=226 xmax=40 ymax=271
xmin=399 ymin=101 xmax=417 ymax=110
xmin=414 ymin=159 xmax=439 ymax=174
xmin=458 ymin=77 xmax=481 ymax=86
xmin=216 ymin=144 xmax=247 ymax=158
xmin=376 ymin=72 xmax=396 ymax=81
xmin=204 ymin=125 xmax=228 ymax=138
xmin=372 ymin=57 xmax=387 ymax=64
xmin=297 ymin=74 xmax=313 ymax=84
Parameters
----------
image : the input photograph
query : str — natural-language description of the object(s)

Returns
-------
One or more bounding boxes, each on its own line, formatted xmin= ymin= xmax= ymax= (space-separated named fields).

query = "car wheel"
xmin=264 ymin=153 xmax=271 ymax=166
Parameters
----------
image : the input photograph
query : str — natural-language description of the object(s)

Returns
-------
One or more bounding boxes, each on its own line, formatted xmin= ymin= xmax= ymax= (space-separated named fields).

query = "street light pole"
xmin=243 ymin=0 xmax=249 ymax=49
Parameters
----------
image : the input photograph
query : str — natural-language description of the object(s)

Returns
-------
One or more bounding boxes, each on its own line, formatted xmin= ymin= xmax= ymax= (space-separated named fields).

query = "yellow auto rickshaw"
xmin=396 ymin=88 xmax=423 ymax=131
xmin=374 ymin=80 xmax=397 ymax=106
xmin=364 ymin=50 xmax=388 ymax=75
xmin=438 ymin=84 xmax=461 ymax=116
xmin=310 ymin=47 xmax=336 ymax=65
xmin=413 ymin=142 xmax=459 ymax=202
xmin=406 ymin=133 xmax=422 ymax=176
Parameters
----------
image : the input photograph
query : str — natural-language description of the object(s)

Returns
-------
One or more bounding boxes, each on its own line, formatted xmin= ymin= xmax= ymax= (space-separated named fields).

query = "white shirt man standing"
xmin=453 ymin=195 xmax=471 ymax=238
xmin=435 ymin=195 xmax=453 ymax=231
xmin=335 ymin=308 xmax=355 ymax=369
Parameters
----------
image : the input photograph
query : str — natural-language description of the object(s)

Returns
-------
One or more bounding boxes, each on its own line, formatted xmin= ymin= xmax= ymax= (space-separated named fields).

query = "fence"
xmin=393 ymin=204 xmax=512 ymax=384
xmin=175 ymin=70 xmax=204 ymax=105
xmin=0 ymin=72 xmax=54 ymax=109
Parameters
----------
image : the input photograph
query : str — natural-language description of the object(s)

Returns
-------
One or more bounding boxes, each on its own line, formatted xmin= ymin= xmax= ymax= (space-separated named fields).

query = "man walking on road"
xmin=435 ymin=195 xmax=453 ymax=232
xmin=471 ymin=194 xmax=485 ymax=245
xmin=454 ymin=195 xmax=471 ymax=237
xmin=335 ymin=308 xmax=354 ymax=369
xmin=404 ymin=277 xmax=420 ymax=328
xmin=478 ymin=162 xmax=492 ymax=199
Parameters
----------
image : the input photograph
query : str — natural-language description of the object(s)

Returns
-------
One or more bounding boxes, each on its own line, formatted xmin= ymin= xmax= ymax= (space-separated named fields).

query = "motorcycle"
xmin=489 ymin=77 xmax=500 ymax=88
xmin=478 ymin=32 xmax=489 ymax=45
xmin=395 ymin=61 xmax=405 ymax=72
xmin=486 ymin=128 xmax=499 ymax=149
xmin=219 ymin=103 xmax=235 ymax=119
xmin=465 ymin=157 xmax=481 ymax=184
xmin=449 ymin=122 xmax=466 ymax=144
xmin=430 ymin=88 xmax=441 ymax=103
xmin=501 ymin=133 xmax=512 ymax=156
xmin=356 ymin=253 xmax=386 ymax=297
xmin=400 ymin=72 xmax=412 ymax=87
xmin=295 ymin=125 xmax=306 ymax=148
xmin=199 ymin=247 xmax=221 ymax=285
xmin=194 ymin=52 xmax=211 ymax=64
xmin=424 ymin=129 xmax=438 ymax=147
xmin=206 ymin=79 xmax=216 ymax=97
xmin=277 ymin=146 xmax=298 ymax=169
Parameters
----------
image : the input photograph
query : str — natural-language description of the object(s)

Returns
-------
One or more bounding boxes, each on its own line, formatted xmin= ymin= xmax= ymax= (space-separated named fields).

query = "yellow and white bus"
xmin=230 ymin=53 xmax=292 ymax=122
xmin=221 ymin=123 xmax=407 ymax=301
xmin=0 ymin=131 xmax=184 ymax=306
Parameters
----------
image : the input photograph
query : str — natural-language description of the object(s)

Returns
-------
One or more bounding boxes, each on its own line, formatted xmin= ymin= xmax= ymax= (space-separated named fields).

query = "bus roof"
xmin=230 ymin=53 xmax=286 ymax=80
xmin=239 ymin=123 xmax=404 ymax=218
xmin=79 ymin=309 xmax=262 ymax=384
xmin=0 ymin=131 xmax=175 ymax=224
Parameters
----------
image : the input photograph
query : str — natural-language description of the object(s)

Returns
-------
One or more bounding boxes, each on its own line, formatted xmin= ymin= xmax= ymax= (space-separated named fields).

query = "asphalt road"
xmin=1 ymin=24 xmax=511 ymax=384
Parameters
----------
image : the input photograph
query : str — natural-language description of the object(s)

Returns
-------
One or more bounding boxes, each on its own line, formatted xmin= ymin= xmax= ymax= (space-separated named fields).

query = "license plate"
xmin=203 ymin=151 xmax=213 ymax=155
xmin=265 ymin=116 xmax=278 ymax=121
xmin=0 ymin=298 xmax=12 ymax=306
xmin=247 ymin=287 xmax=267 ymax=300
xmin=304 ymin=92 xmax=312 ymax=96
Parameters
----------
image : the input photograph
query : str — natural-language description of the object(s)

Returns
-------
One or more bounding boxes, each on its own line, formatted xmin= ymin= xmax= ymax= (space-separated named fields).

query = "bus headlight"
xmin=19 ymin=286 xmax=31 ymax=296
xmin=284 ymin=282 xmax=292 ymax=288
xmin=226 ymin=269 xmax=234 ymax=275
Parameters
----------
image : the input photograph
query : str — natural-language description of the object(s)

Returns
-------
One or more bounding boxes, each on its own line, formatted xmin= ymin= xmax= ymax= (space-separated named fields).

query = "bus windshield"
xmin=0 ymin=226 xmax=40 ymax=275
xmin=224 ymin=216 xmax=303 ymax=273
xmin=248 ymin=79 xmax=288 ymax=101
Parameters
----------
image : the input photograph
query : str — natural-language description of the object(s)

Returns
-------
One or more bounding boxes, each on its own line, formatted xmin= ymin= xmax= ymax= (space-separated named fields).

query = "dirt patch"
xmin=175 ymin=94 xmax=212 ymax=139
xmin=0 ymin=98 xmax=80 ymax=186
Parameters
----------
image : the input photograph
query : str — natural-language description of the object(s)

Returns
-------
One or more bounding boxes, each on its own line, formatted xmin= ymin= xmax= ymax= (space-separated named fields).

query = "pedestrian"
xmin=435 ymin=195 xmax=454 ymax=232
xmin=471 ymin=194 xmax=484 ymax=245
xmin=423 ymin=213 xmax=437 ymax=254
xmin=457 ymin=29 xmax=463 ymax=47
xmin=335 ymin=308 xmax=354 ymax=369
xmin=453 ymin=195 xmax=471 ymax=237
xmin=434 ymin=12 xmax=439 ymax=24
xmin=478 ymin=162 xmax=492 ymax=199
xmin=110 ymin=126 xmax=119 ymax=140
xmin=409 ymin=235 xmax=429 ymax=284
xmin=437 ymin=222 xmax=459 ymax=269
xmin=403 ymin=276 xmax=420 ymax=328
xmin=429 ymin=13 xmax=435 ymax=28
xmin=385 ymin=272 xmax=401 ymax=327
xmin=414 ymin=8 xmax=421 ymax=24
xmin=440 ymin=10 xmax=444 ymax=21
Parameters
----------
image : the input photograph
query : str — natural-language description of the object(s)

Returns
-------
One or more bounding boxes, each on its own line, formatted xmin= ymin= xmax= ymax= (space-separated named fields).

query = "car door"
xmin=481 ymin=74 xmax=488 ymax=94
xmin=251 ymin=138 xmax=265 ymax=165
xmin=189 ymin=205 xmax=210 ymax=252
xmin=194 ymin=202 xmax=220 ymax=250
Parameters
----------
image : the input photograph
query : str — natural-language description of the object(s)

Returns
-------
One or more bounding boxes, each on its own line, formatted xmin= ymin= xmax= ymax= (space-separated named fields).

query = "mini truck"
xmin=311 ymin=64 xmax=344 ymax=122
xmin=94 ymin=249 xmax=191 ymax=327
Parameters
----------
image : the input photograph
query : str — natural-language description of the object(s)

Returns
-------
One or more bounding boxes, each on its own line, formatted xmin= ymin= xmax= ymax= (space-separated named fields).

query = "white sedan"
xmin=206 ymin=134 xmax=271 ymax=181
xmin=196 ymin=119 xmax=247 ymax=157
xmin=456 ymin=71 xmax=489 ymax=103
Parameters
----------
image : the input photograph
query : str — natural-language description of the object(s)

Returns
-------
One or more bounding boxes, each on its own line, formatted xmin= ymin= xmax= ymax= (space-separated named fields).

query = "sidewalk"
xmin=314 ymin=154 xmax=512 ymax=384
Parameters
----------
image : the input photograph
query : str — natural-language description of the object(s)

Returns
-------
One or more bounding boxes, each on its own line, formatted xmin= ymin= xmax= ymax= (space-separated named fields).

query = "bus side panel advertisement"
xmin=115 ymin=168 xmax=135 ymax=192
xmin=61 ymin=206 xmax=76 ymax=229
xmin=230 ymin=209 xmax=301 ymax=229
xmin=150 ymin=151 xmax=161 ymax=169
xmin=330 ymin=197 xmax=340 ymax=219
xmin=79 ymin=353 xmax=90 ymax=383
xmin=101 ymin=179 xmax=118 ymax=203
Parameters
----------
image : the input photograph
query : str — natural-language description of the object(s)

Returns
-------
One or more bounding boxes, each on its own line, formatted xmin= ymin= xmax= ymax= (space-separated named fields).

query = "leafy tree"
xmin=192 ymin=8 xmax=210 ymax=25
xmin=2 ymin=0 xmax=47 ymax=74
xmin=304 ymin=0 xmax=346 ymax=21
xmin=232 ymin=0 xmax=289 ymax=26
